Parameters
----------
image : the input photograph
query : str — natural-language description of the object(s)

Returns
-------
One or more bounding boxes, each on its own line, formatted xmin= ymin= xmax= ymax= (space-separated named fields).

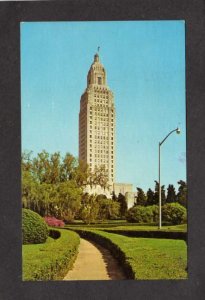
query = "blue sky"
xmin=21 ymin=21 xmax=186 ymax=192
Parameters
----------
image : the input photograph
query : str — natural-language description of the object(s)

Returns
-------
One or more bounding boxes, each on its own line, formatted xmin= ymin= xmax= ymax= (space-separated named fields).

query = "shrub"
xmin=162 ymin=203 xmax=187 ymax=225
xmin=22 ymin=208 xmax=48 ymax=244
xmin=126 ymin=206 xmax=154 ymax=223
xmin=44 ymin=216 xmax=65 ymax=227
xmin=152 ymin=205 xmax=159 ymax=222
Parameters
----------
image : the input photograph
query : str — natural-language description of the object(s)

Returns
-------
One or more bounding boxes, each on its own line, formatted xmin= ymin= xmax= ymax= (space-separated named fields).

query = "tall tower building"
xmin=79 ymin=53 xmax=116 ymax=190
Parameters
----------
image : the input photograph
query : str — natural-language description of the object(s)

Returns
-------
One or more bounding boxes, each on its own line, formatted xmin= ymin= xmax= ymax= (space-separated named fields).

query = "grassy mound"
xmin=22 ymin=209 xmax=48 ymax=244
xmin=22 ymin=229 xmax=80 ymax=280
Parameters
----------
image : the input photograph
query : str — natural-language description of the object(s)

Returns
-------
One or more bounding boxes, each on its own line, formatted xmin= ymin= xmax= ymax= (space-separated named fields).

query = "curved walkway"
xmin=64 ymin=238 xmax=126 ymax=280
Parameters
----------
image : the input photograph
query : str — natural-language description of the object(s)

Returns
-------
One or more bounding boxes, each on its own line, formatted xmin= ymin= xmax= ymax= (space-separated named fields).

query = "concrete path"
xmin=64 ymin=238 xmax=126 ymax=280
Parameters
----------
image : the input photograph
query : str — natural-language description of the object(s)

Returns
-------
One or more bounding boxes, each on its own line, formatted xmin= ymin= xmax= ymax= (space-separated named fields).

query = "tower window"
xmin=98 ymin=77 xmax=102 ymax=85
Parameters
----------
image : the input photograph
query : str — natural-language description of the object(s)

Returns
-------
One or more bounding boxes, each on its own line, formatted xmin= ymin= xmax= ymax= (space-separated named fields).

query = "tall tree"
xmin=136 ymin=188 xmax=147 ymax=206
xmin=118 ymin=193 xmax=127 ymax=218
xmin=153 ymin=181 xmax=166 ymax=205
xmin=146 ymin=188 xmax=155 ymax=206
xmin=91 ymin=165 xmax=109 ymax=190
xmin=60 ymin=153 xmax=77 ymax=181
xmin=177 ymin=180 xmax=187 ymax=207
xmin=80 ymin=193 xmax=99 ymax=224
xmin=73 ymin=160 xmax=91 ymax=188
xmin=112 ymin=191 xmax=118 ymax=201
xmin=166 ymin=184 xmax=176 ymax=203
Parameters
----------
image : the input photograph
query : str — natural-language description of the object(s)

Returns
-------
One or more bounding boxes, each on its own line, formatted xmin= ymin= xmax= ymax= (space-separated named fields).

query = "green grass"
xmin=66 ymin=223 xmax=187 ymax=232
xmin=22 ymin=228 xmax=80 ymax=281
xmin=72 ymin=229 xmax=187 ymax=280
xmin=101 ymin=224 xmax=187 ymax=232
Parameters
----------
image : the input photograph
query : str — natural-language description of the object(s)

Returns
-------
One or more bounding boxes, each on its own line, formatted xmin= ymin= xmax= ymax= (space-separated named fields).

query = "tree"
xmin=22 ymin=170 xmax=39 ymax=211
xmin=153 ymin=181 xmax=166 ymax=205
xmin=57 ymin=181 xmax=82 ymax=222
xmin=60 ymin=153 xmax=77 ymax=181
xmin=97 ymin=198 xmax=120 ymax=220
xmin=166 ymin=184 xmax=176 ymax=203
xmin=90 ymin=165 xmax=109 ymax=190
xmin=72 ymin=160 xmax=90 ymax=188
xmin=112 ymin=191 xmax=118 ymax=201
xmin=136 ymin=188 xmax=147 ymax=206
xmin=118 ymin=193 xmax=127 ymax=218
xmin=22 ymin=151 xmax=85 ymax=221
xmin=80 ymin=194 xmax=99 ymax=224
xmin=176 ymin=180 xmax=187 ymax=207
xmin=146 ymin=188 xmax=155 ymax=206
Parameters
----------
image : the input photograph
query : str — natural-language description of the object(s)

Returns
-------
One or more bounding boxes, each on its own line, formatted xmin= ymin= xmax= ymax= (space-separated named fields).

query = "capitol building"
xmin=79 ymin=52 xmax=135 ymax=207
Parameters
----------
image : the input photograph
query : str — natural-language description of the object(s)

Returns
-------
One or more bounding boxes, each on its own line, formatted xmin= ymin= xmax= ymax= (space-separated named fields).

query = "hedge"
xmin=102 ymin=229 xmax=187 ymax=241
xmin=23 ymin=229 xmax=80 ymax=280
xmin=70 ymin=228 xmax=187 ymax=279
xmin=69 ymin=228 xmax=135 ymax=279
xmin=22 ymin=208 xmax=48 ymax=244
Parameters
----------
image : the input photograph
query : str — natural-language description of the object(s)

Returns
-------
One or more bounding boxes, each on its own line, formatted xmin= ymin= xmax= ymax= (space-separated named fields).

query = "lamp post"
xmin=158 ymin=127 xmax=181 ymax=229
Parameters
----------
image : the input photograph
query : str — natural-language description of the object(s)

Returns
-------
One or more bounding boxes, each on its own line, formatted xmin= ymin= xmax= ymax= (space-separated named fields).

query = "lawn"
xmin=67 ymin=221 xmax=187 ymax=232
xmin=104 ymin=224 xmax=187 ymax=231
xmin=70 ymin=229 xmax=187 ymax=280
xmin=23 ymin=228 xmax=80 ymax=281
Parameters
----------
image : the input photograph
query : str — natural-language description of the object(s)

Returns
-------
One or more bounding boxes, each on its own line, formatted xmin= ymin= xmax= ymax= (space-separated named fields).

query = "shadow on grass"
xmin=90 ymin=240 xmax=127 ymax=280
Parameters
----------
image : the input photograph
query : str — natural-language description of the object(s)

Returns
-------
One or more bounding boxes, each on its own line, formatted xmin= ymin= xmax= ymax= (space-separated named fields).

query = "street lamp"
xmin=158 ymin=127 xmax=181 ymax=229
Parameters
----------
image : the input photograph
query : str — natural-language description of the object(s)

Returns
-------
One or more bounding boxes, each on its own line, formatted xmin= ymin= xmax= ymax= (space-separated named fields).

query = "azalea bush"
xmin=44 ymin=216 xmax=65 ymax=228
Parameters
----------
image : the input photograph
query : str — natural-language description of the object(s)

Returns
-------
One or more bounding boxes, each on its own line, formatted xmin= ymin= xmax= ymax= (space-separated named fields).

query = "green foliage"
xmin=162 ymin=203 xmax=187 ymax=225
xmin=146 ymin=188 xmax=155 ymax=206
xmin=22 ymin=151 xmax=110 ymax=221
xmin=22 ymin=209 xmax=48 ymax=244
xmin=166 ymin=184 xmax=176 ymax=203
xmin=73 ymin=229 xmax=187 ymax=279
xmin=80 ymin=194 xmax=99 ymax=224
xmin=153 ymin=181 xmax=166 ymax=205
xmin=152 ymin=205 xmax=159 ymax=222
xmin=126 ymin=202 xmax=187 ymax=225
xmin=177 ymin=180 xmax=187 ymax=207
xmin=112 ymin=191 xmax=118 ymax=201
xmin=118 ymin=193 xmax=128 ymax=218
xmin=22 ymin=229 xmax=80 ymax=280
xmin=97 ymin=198 xmax=120 ymax=220
xmin=136 ymin=188 xmax=147 ymax=206
xmin=126 ymin=206 xmax=154 ymax=223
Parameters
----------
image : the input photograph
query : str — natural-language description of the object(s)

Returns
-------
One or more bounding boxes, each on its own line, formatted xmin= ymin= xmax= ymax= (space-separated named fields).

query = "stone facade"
xmin=113 ymin=183 xmax=133 ymax=196
xmin=79 ymin=53 xmax=116 ymax=189
xmin=113 ymin=183 xmax=136 ymax=209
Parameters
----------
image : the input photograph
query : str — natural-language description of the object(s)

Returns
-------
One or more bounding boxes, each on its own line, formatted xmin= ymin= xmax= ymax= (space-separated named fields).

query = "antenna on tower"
xmin=97 ymin=46 xmax=100 ymax=53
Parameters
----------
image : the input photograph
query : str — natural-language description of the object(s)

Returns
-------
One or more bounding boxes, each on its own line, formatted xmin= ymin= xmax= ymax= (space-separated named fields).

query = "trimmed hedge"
xmin=22 ymin=209 xmax=48 ymax=244
xmin=23 ymin=229 xmax=80 ymax=280
xmin=102 ymin=229 xmax=187 ymax=241
xmin=69 ymin=229 xmax=134 ymax=279
xmin=70 ymin=228 xmax=187 ymax=279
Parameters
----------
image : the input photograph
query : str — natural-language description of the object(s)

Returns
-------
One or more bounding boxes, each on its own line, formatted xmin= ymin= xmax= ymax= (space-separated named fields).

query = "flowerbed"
xmin=44 ymin=216 xmax=65 ymax=227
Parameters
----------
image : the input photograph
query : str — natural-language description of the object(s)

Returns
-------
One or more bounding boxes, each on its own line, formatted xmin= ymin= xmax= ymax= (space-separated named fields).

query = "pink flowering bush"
xmin=44 ymin=216 xmax=65 ymax=228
